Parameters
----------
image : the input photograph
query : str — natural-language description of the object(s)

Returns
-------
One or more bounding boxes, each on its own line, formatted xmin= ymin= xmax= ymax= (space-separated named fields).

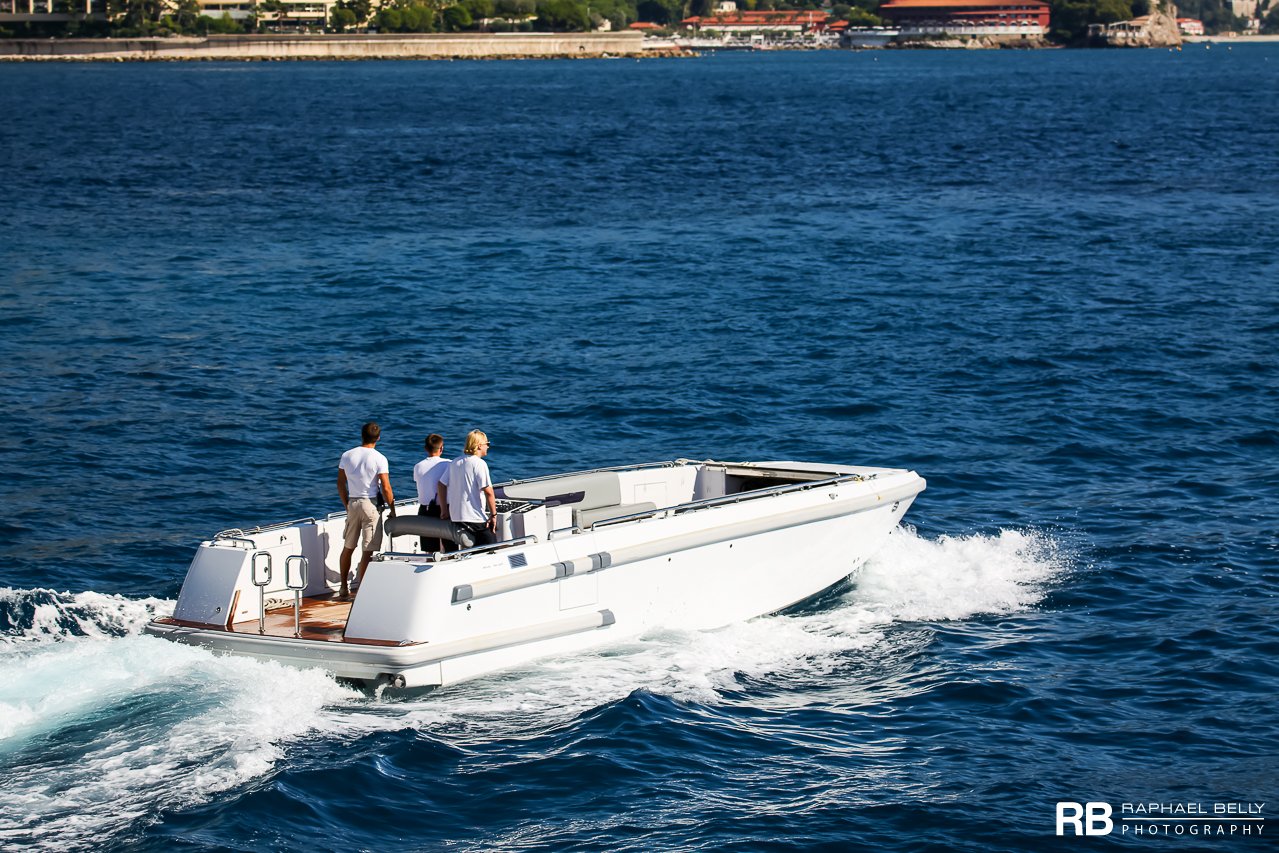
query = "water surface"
xmin=1 ymin=48 xmax=1277 ymax=851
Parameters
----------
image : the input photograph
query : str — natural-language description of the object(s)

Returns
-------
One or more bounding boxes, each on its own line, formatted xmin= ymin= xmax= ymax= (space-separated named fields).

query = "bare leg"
xmin=339 ymin=546 xmax=355 ymax=597
xmin=356 ymin=551 xmax=372 ymax=589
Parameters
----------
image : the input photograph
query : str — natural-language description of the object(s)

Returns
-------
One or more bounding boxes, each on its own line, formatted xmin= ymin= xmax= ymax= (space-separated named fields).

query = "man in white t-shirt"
xmin=412 ymin=432 xmax=449 ymax=553
xmin=438 ymin=429 xmax=496 ymax=548
xmin=337 ymin=421 xmax=396 ymax=597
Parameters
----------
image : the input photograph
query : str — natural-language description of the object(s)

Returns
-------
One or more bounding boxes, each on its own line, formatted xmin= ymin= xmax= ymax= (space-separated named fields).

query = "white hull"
xmin=146 ymin=460 xmax=924 ymax=689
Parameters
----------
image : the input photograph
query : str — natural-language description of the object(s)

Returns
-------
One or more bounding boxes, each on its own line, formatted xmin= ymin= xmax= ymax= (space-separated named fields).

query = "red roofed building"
xmin=878 ymin=0 xmax=1050 ymax=31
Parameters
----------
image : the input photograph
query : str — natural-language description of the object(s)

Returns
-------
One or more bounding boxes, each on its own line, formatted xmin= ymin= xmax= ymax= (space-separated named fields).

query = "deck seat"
xmin=502 ymin=472 xmax=620 ymax=511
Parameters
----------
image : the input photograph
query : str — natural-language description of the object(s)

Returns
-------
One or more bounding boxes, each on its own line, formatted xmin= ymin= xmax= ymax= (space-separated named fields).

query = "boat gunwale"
xmin=372 ymin=469 xmax=923 ymax=568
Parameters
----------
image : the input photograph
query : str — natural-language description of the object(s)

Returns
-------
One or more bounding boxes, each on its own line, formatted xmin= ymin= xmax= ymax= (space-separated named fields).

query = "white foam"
xmin=0 ymin=527 xmax=1067 ymax=848
xmin=0 ymin=587 xmax=170 ymax=646
xmin=350 ymin=527 xmax=1067 ymax=737
xmin=850 ymin=526 xmax=1066 ymax=623
xmin=0 ymin=603 xmax=359 ymax=852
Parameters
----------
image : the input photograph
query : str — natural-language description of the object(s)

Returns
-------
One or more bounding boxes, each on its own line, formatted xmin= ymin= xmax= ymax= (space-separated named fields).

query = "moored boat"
xmin=145 ymin=459 xmax=925 ymax=690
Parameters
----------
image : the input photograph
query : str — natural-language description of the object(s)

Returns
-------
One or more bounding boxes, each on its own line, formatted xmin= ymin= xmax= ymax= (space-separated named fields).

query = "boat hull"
xmin=145 ymin=461 xmax=924 ymax=689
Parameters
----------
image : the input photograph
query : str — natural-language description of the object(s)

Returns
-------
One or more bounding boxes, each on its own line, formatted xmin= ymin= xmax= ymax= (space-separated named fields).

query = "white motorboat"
xmin=145 ymin=459 xmax=925 ymax=690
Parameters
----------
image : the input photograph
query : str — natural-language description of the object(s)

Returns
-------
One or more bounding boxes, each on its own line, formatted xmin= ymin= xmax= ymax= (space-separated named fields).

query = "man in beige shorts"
xmin=337 ymin=422 xmax=396 ymax=597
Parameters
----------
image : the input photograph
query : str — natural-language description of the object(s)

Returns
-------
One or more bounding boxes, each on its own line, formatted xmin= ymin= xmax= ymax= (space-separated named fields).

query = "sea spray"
xmin=0 ymin=588 xmax=170 ymax=644
xmin=0 ymin=600 xmax=358 ymax=853
xmin=349 ymin=527 xmax=1070 ymax=738
xmin=850 ymin=527 xmax=1068 ymax=623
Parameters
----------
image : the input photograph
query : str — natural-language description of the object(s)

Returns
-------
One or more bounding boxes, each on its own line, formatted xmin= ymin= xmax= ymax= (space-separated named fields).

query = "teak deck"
xmin=229 ymin=595 xmax=354 ymax=641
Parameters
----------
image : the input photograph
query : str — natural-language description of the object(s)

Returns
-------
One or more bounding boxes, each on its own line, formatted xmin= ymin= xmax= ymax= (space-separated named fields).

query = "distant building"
xmin=1177 ymin=17 xmax=1204 ymax=35
xmin=1229 ymin=0 xmax=1256 ymax=17
xmin=1096 ymin=14 xmax=1149 ymax=35
xmin=0 ymin=0 xmax=104 ymax=18
xmin=0 ymin=0 xmax=334 ymax=27
xmin=198 ymin=0 xmax=335 ymax=27
xmin=680 ymin=10 xmax=828 ymax=37
xmin=877 ymin=0 xmax=1050 ymax=34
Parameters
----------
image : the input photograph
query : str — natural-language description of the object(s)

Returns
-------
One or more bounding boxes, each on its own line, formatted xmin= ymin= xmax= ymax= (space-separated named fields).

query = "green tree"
xmin=635 ymin=0 xmax=680 ymax=24
xmin=108 ymin=0 xmax=165 ymax=32
xmin=1264 ymin=5 xmax=1279 ymax=33
xmin=375 ymin=1 xmax=436 ymax=31
xmin=535 ymin=0 xmax=590 ymax=29
xmin=441 ymin=4 xmax=473 ymax=29
xmin=200 ymin=11 xmax=244 ymax=32
xmin=1047 ymin=0 xmax=1121 ymax=42
xmin=496 ymin=0 xmax=537 ymax=15
xmin=170 ymin=0 xmax=201 ymax=31
xmin=1093 ymin=0 xmax=1132 ymax=22
xmin=845 ymin=6 xmax=881 ymax=24
xmin=330 ymin=5 xmax=357 ymax=28
xmin=463 ymin=0 xmax=496 ymax=18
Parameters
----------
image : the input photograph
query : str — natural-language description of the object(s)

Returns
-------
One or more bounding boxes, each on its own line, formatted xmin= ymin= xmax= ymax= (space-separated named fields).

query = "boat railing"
xmin=374 ymin=534 xmax=540 ymax=564
xmin=211 ymin=535 xmax=264 ymax=550
xmin=214 ymin=517 xmax=318 ymax=541
xmin=588 ymin=471 xmax=875 ymax=531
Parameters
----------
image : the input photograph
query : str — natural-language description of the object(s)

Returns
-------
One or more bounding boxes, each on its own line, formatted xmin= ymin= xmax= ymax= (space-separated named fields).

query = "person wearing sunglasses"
xmin=437 ymin=429 xmax=497 ymax=547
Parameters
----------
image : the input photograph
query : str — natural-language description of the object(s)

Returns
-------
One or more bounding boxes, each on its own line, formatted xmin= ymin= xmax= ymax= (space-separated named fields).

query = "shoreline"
xmin=2 ymin=31 xmax=1276 ymax=62
xmin=0 ymin=32 xmax=674 ymax=62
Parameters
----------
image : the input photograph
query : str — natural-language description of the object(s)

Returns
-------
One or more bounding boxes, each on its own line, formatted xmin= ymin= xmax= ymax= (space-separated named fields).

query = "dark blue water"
xmin=1 ymin=47 xmax=1277 ymax=851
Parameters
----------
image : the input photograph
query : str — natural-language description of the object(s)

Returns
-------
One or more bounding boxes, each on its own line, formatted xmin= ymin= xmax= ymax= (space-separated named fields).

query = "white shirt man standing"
xmin=412 ymin=432 xmax=449 ymax=553
xmin=438 ymin=429 xmax=496 ymax=548
xmin=337 ymin=421 xmax=395 ymax=598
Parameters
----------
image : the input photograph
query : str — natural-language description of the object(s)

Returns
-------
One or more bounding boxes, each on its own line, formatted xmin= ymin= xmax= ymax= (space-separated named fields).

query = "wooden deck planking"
xmin=229 ymin=595 xmax=354 ymax=642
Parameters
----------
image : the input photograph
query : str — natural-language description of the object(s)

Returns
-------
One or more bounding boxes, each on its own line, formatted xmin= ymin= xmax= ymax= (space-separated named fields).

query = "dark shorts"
xmin=455 ymin=521 xmax=496 ymax=549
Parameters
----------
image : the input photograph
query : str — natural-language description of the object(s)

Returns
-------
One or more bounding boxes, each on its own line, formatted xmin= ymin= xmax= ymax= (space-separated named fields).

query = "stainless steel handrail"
xmin=588 ymin=472 xmax=873 ymax=530
xmin=212 ymin=536 xmax=259 ymax=550
xmin=215 ymin=517 xmax=317 ymax=539
xmin=285 ymin=556 xmax=308 ymax=638
xmin=374 ymin=534 xmax=539 ymax=563
xmin=250 ymin=552 xmax=273 ymax=636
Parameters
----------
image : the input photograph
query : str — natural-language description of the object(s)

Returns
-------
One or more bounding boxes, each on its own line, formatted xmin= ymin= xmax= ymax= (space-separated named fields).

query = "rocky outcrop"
xmin=1090 ymin=0 xmax=1183 ymax=47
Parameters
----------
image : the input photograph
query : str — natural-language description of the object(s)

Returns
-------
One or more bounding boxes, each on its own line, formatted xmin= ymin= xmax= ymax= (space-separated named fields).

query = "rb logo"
xmin=1057 ymin=802 xmax=1114 ymax=836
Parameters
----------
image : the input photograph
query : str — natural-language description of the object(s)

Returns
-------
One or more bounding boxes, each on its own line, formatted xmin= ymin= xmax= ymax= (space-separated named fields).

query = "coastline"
xmin=2 ymin=30 xmax=1275 ymax=63
xmin=0 ymin=31 xmax=681 ymax=62
xmin=1184 ymin=34 xmax=1279 ymax=43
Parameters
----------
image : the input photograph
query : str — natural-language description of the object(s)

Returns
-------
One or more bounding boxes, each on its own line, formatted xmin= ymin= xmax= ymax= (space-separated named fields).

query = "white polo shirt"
xmin=439 ymin=454 xmax=492 ymax=524
xmin=413 ymin=456 xmax=450 ymax=506
xmin=339 ymin=446 xmax=388 ymax=499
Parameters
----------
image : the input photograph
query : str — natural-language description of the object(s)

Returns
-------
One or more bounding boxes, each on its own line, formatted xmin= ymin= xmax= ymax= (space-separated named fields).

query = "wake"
xmin=0 ymin=526 xmax=1068 ymax=850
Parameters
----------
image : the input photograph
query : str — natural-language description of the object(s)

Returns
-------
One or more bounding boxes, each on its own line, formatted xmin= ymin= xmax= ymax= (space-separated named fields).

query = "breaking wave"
xmin=0 ymin=588 xmax=170 ymax=645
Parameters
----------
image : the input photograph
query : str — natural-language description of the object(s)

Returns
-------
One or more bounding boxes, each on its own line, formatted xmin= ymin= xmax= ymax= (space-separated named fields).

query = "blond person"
xmin=437 ymin=429 xmax=497 ymax=547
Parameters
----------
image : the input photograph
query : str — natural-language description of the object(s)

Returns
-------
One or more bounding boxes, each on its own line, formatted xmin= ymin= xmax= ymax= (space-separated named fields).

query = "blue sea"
xmin=1 ymin=46 xmax=1277 ymax=851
